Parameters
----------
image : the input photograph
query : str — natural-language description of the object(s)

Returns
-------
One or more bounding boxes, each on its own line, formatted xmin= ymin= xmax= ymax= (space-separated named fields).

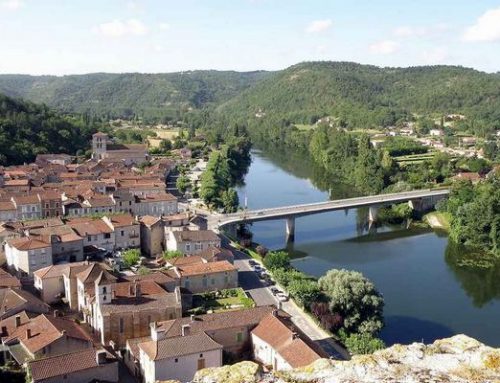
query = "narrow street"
xmin=229 ymin=241 xmax=350 ymax=360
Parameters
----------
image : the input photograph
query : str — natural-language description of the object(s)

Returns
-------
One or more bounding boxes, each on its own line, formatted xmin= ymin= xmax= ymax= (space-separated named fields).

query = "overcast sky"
xmin=1 ymin=0 xmax=499 ymax=75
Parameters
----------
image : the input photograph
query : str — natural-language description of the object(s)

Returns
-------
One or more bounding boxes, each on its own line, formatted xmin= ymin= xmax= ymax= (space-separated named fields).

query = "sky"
xmin=1 ymin=0 xmax=500 ymax=75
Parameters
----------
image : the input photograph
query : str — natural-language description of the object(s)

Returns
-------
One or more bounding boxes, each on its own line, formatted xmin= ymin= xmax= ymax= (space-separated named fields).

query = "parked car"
xmin=253 ymin=264 xmax=262 ymax=272
xmin=276 ymin=292 xmax=289 ymax=302
xmin=248 ymin=260 xmax=257 ymax=266
xmin=270 ymin=287 xmax=280 ymax=295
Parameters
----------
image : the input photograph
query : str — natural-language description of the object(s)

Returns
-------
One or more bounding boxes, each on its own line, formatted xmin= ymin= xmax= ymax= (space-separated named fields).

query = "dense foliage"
xmin=0 ymin=71 xmax=270 ymax=123
xmin=122 ymin=249 xmax=141 ymax=268
xmin=0 ymin=93 xmax=100 ymax=165
xmin=199 ymin=136 xmax=251 ymax=212
xmin=318 ymin=269 xmax=385 ymax=335
xmin=439 ymin=175 xmax=500 ymax=257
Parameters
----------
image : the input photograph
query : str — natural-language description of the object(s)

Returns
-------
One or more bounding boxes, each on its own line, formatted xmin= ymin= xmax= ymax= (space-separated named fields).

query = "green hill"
xmin=0 ymin=71 xmax=270 ymax=123
xmin=218 ymin=62 xmax=500 ymax=130
xmin=0 ymin=93 xmax=100 ymax=165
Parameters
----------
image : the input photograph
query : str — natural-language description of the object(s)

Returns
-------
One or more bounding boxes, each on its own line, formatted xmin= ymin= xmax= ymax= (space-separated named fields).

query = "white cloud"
xmin=93 ymin=19 xmax=149 ymax=38
xmin=159 ymin=22 xmax=170 ymax=31
xmin=1 ymin=0 xmax=24 ymax=10
xmin=463 ymin=7 xmax=500 ymax=42
xmin=305 ymin=19 xmax=333 ymax=34
xmin=369 ymin=40 xmax=400 ymax=54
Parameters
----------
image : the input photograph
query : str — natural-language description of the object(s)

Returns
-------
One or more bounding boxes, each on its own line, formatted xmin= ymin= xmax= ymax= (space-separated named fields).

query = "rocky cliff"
xmin=192 ymin=335 xmax=500 ymax=383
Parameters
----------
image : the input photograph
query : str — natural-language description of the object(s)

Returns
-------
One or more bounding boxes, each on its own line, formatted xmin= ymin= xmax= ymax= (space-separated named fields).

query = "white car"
xmin=276 ymin=292 xmax=289 ymax=302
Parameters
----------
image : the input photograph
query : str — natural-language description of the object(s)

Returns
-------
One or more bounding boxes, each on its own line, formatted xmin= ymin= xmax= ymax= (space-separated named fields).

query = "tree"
xmin=159 ymin=139 xmax=172 ymax=152
xmin=343 ymin=333 xmax=386 ymax=355
xmin=263 ymin=251 xmax=290 ymax=271
xmin=318 ymin=269 xmax=384 ymax=335
xmin=221 ymin=188 xmax=239 ymax=213
xmin=122 ymin=249 xmax=141 ymax=268
xmin=287 ymin=278 xmax=321 ymax=307
xmin=176 ymin=175 xmax=191 ymax=194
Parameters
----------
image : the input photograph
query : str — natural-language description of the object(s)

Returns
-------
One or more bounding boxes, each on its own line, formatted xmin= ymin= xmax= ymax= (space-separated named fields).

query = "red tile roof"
xmin=177 ymin=260 xmax=236 ymax=277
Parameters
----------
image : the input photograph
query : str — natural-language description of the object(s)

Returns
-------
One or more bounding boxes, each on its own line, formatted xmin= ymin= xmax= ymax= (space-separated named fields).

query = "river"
xmin=236 ymin=149 xmax=500 ymax=347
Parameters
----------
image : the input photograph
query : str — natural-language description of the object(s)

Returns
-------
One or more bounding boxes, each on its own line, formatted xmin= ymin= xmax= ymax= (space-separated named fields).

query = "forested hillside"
xmin=0 ymin=93 xmax=101 ymax=165
xmin=218 ymin=62 xmax=500 ymax=133
xmin=0 ymin=71 xmax=270 ymax=123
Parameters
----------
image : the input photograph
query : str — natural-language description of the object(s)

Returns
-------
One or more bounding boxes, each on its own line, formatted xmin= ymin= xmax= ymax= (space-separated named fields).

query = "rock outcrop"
xmin=193 ymin=335 xmax=500 ymax=383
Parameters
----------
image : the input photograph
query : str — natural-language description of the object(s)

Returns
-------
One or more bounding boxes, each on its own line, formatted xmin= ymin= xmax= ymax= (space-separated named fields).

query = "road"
xmin=231 ymin=242 xmax=350 ymax=360
xmin=212 ymin=188 xmax=450 ymax=229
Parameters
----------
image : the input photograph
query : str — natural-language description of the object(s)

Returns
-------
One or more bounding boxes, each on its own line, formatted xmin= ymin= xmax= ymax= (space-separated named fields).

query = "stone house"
xmin=11 ymin=195 xmax=42 ymax=220
xmin=139 ymin=216 xmax=164 ymax=257
xmin=102 ymin=214 xmax=140 ymax=250
xmin=28 ymin=225 xmax=84 ymax=264
xmin=0 ymin=288 xmax=50 ymax=320
xmin=67 ymin=218 xmax=116 ymax=253
xmin=5 ymin=237 xmax=53 ymax=276
xmin=38 ymin=191 xmax=63 ymax=218
xmin=173 ymin=260 xmax=238 ymax=294
xmin=135 ymin=193 xmax=178 ymax=216
xmin=166 ymin=230 xmax=221 ymax=255
xmin=0 ymin=201 xmax=17 ymax=222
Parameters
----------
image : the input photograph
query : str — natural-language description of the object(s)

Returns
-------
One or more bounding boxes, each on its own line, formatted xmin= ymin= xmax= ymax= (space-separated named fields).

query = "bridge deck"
xmin=215 ymin=189 xmax=449 ymax=227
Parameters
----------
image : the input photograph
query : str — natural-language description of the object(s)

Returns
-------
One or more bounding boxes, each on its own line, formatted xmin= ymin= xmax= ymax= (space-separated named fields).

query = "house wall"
xmin=63 ymin=275 xmax=79 ymax=310
xmin=35 ymin=276 xmax=64 ymax=304
xmin=140 ymin=223 xmax=164 ymax=258
xmin=134 ymin=200 xmax=177 ymax=216
xmin=251 ymin=334 xmax=291 ymax=371
xmin=82 ymin=232 xmax=115 ymax=252
xmin=180 ymin=270 xmax=237 ymax=294
xmin=0 ymin=209 xmax=17 ymax=222
xmin=113 ymin=224 xmax=140 ymax=250
xmin=51 ymin=240 xmax=84 ymax=263
xmin=5 ymin=244 xmax=53 ymax=275
xmin=166 ymin=232 xmax=221 ymax=255
xmin=143 ymin=348 xmax=222 ymax=383
xmin=31 ymin=335 xmax=92 ymax=360
xmin=17 ymin=203 xmax=42 ymax=220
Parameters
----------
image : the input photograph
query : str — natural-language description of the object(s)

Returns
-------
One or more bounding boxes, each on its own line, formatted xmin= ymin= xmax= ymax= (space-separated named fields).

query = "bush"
xmin=122 ymin=249 xmax=141 ymax=268
xmin=255 ymin=245 xmax=268 ymax=257
xmin=263 ymin=251 xmax=290 ymax=271
xmin=287 ymin=278 xmax=321 ymax=307
xmin=343 ymin=333 xmax=386 ymax=355
xmin=310 ymin=302 xmax=343 ymax=332
xmin=163 ymin=250 xmax=183 ymax=259
xmin=318 ymin=269 xmax=384 ymax=335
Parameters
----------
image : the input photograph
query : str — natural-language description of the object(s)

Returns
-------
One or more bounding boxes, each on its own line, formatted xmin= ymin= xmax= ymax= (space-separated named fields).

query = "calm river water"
xmin=236 ymin=149 xmax=500 ymax=346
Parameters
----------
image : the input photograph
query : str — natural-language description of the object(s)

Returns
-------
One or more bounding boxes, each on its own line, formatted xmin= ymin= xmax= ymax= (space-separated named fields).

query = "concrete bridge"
xmin=212 ymin=189 xmax=450 ymax=241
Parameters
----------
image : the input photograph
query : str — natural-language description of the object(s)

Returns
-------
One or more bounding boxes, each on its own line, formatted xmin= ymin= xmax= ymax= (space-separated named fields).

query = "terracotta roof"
xmin=7 ymin=237 xmax=51 ymax=251
xmin=12 ymin=194 xmax=40 ymax=204
xmin=162 ymin=212 xmax=190 ymax=222
xmin=126 ymin=336 xmax=150 ymax=358
xmin=167 ymin=256 xmax=205 ymax=267
xmin=76 ymin=263 xmax=114 ymax=284
xmin=172 ymin=230 xmax=220 ymax=243
xmin=122 ymin=272 xmax=176 ymax=286
xmin=0 ymin=288 xmax=50 ymax=318
xmin=29 ymin=225 xmax=83 ymax=244
xmin=251 ymin=313 xmax=326 ymax=368
xmin=177 ymin=260 xmax=236 ymax=277
xmin=138 ymin=193 xmax=177 ymax=202
xmin=0 ymin=310 xmax=30 ymax=339
xmin=95 ymin=271 xmax=117 ymax=286
xmin=0 ymin=268 xmax=21 ymax=288
xmin=0 ymin=201 xmax=16 ymax=211
xmin=156 ymin=306 xmax=282 ymax=336
xmin=4 ymin=314 xmax=92 ymax=354
xmin=198 ymin=247 xmax=234 ymax=262
xmin=139 ymin=332 xmax=222 ymax=361
xmin=139 ymin=215 xmax=162 ymax=227
xmin=4 ymin=179 xmax=30 ymax=186
xmin=104 ymin=214 xmax=137 ymax=228
xmin=29 ymin=348 xmax=115 ymax=382
xmin=68 ymin=219 xmax=114 ymax=236
xmin=33 ymin=262 xmax=88 ymax=280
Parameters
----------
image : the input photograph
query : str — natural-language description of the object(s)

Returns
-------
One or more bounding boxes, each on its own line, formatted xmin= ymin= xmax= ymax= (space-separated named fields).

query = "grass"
xmin=295 ymin=124 xmax=315 ymax=131
xmin=189 ymin=288 xmax=254 ymax=314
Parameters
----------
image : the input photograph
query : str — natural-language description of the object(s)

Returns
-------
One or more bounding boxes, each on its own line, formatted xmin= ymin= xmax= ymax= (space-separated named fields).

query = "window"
xmin=87 ymin=236 xmax=92 ymax=242
xmin=236 ymin=332 xmax=243 ymax=342
xmin=121 ymin=231 xmax=124 ymax=237
xmin=202 ymin=277 xmax=208 ymax=287
xmin=174 ymin=358 xmax=178 ymax=363
xmin=224 ymin=276 xmax=228 ymax=284
xmin=104 ymin=233 xmax=111 ymax=239
xmin=103 ymin=287 xmax=107 ymax=294
xmin=119 ymin=318 xmax=124 ymax=333
xmin=45 ymin=203 xmax=49 ymax=208
xmin=186 ymin=243 xmax=191 ymax=252
xmin=200 ymin=354 xmax=203 ymax=357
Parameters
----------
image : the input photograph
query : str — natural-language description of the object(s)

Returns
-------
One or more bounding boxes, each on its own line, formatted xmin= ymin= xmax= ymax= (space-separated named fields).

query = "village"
xmin=0 ymin=132 xmax=333 ymax=383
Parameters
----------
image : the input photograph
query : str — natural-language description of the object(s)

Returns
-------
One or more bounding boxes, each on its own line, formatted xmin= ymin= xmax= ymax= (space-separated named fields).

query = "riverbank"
xmin=424 ymin=211 xmax=451 ymax=230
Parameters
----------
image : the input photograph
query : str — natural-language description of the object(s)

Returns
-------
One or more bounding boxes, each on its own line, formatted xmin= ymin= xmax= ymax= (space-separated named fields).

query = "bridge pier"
xmin=368 ymin=206 xmax=379 ymax=223
xmin=285 ymin=217 xmax=295 ymax=242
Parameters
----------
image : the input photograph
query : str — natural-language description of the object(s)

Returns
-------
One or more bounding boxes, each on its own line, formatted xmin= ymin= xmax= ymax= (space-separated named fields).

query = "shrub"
xmin=163 ymin=250 xmax=183 ymax=259
xmin=256 ymin=245 xmax=269 ymax=257
xmin=343 ymin=333 xmax=386 ymax=355
xmin=263 ymin=251 xmax=290 ymax=271
xmin=122 ymin=249 xmax=141 ymax=268
xmin=287 ymin=278 xmax=321 ymax=307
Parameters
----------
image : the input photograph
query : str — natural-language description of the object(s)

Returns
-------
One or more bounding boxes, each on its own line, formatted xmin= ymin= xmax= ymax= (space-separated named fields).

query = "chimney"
xmin=96 ymin=350 xmax=107 ymax=365
xmin=292 ymin=332 xmax=299 ymax=340
xmin=181 ymin=324 xmax=190 ymax=336
xmin=190 ymin=314 xmax=195 ymax=322
xmin=15 ymin=315 xmax=21 ymax=328
xmin=26 ymin=328 xmax=32 ymax=339
xmin=53 ymin=310 xmax=59 ymax=318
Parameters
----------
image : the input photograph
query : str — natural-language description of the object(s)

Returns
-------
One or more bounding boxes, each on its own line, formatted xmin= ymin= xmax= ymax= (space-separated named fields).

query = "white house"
xmin=138 ymin=330 xmax=223 ymax=383
xmin=5 ymin=237 xmax=53 ymax=276
xmin=134 ymin=193 xmax=178 ymax=216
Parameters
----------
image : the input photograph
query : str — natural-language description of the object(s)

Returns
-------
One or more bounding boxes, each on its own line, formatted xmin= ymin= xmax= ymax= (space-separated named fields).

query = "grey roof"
xmin=139 ymin=332 xmax=222 ymax=361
